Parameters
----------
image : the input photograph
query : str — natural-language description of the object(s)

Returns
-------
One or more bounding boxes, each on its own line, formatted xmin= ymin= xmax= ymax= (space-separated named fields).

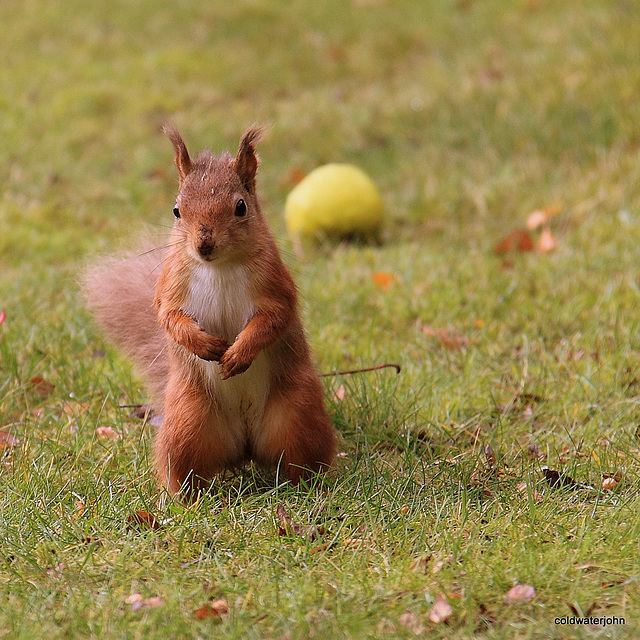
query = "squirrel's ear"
xmin=163 ymin=123 xmax=192 ymax=184
xmin=235 ymin=126 xmax=265 ymax=192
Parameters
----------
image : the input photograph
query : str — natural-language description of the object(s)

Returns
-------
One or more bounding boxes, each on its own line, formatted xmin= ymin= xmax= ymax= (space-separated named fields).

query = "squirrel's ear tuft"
xmin=235 ymin=126 xmax=265 ymax=193
xmin=163 ymin=123 xmax=192 ymax=184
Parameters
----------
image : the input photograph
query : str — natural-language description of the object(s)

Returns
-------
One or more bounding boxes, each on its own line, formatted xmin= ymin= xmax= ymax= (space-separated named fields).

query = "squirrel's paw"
xmin=193 ymin=332 xmax=229 ymax=361
xmin=219 ymin=346 xmax=252 ymax=379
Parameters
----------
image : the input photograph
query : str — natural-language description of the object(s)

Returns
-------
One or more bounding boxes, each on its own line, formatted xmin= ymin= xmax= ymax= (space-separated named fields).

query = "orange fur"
xmin=82 ymin=127 xmax=336 ymax=499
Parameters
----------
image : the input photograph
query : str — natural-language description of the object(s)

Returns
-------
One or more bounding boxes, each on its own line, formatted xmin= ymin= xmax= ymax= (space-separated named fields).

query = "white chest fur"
xmin=181 ymin=261 xmax=271 ymax=437
xmin=183 ymin=262 xmax=254 ymax=343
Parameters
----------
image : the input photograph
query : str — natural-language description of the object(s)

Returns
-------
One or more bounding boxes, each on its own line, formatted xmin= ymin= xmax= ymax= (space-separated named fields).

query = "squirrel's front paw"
xmin=193 ymin=332 xmax=229 ymax=361
xmin=219 ymin=346 xmax=252 ymax=379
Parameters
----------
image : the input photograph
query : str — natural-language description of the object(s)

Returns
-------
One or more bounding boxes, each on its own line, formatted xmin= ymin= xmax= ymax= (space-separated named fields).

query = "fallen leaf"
xmin=398 ymin=610 xmax=420 ymax=632
xmin=128 ymin=405 xmax=152 ymax=420
xmin=537 ymin=228 xmax=556 ymax=253
xmin=543 ymin=203 xmax=562 ymax=217
xmin=431 ymin=555 xmax=452 ymax=574
xmin=516 ymin=481 xmax=543 ymax=503
xmin=483 ymin=444 xmax=497 ymax=469
xmin=96 ymin=426 xmax=121 ymax=440
xmin=127 ymin=510 xmax=161 ymax=531
xmin=372 ymin=271 xmax=394 ymax=290
xmin=526 ymin=209 xmax=548 ymax=230
xmin=30 ymin=377 xmax=55 ymax=398
xmin=127 ymin=593 xmax=163 ymax=612
xmin=72 ymin=500 xmax=86 ymax=519
xmin=428 ymin=594 xmax=453 ymax=623
xmin=332 ymin=384 xmax=346 ymax=402
xmin=541 ymin=467 xmax=578 ymax=489
xmin=0 ymin=310 xmax=6 ymax=325
xmin=504 ymin=584 xmax=536 ymax=604
xmin=194 ymin=605 xmax=218 ymax=620
xmin=528 ymin=444 xmax=546 ymax=461
xmin=288 ymin=167 xmax=305 ymax=184
xmin=0 ymin=431 xmax=19 ymax=450
xmin=342 ymin=537 xmax=366 ymax=549
xmin=194 ymin=599 xmax=228 ymax=620
xmin=46 ymin=562 xmax=66 ymax=578
xmin=210 ymin=599 xmax=228 ymax=615
xmin=408 ymin=554 xmax=431 ymax=572
xmin=146 ymin=596 xmax=163 ymax=607
xmin=494 ymin=228 xmax=534 ymax=254
xmin=421 ymin=325 xmax=469 ymax=350
xmin=602 ymin=477 xmax=619 ymax=491
xmin=275 ymin=504 xmax=324 ymax=541
xmin=279 ymin=166 xmax=306 ymax=190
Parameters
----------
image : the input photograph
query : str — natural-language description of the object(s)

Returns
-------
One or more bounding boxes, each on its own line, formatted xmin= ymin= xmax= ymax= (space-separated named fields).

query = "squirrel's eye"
xmin=173 ymin=205 xmax=180 ymax=219
xmin=234 ymin=199 xmax=247 ymax=217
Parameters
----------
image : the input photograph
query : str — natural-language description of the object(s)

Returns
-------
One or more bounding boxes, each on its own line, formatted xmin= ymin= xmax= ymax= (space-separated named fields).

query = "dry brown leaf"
xmin=194 ymin=605 xmax=218 ymax=620
xmin=504 ymin=584 xmax=536 ymax=604
xmin=127 ymin=510 xmax=161 ymax=531
xmin=431 ymin=555 xmax=453 ymax=574
xmin=30 ymin=376 xmax=55 ymax=398
xmin=342 ymin=536 xmax=366 ymax=549
xmin=494 ymin=228 xmax=534 ymax=254
xmin=210 ymin=599 xmax=229 ymax=615
xmin=398 ymin=610 xmax=420 ymax=632
xmin=332 ymin=384 xmax=346 ymax=402
xmin=0 ymin=431 xmax=19 ymax=450
xmin=127 ymin=594 xmax=163 ymax=611
xmin=288 ymin=167 xmax=305 ymax=184
xmin=96 ymin=426 xmax=121 ymax=440
xmin=602 ymin=477 xmax=619 ymax=491
xmin=372 ymin=271 xmax=394 ymax=290
xmin=484 ymin=444 xmax=497 ymax=468
xmin=516 ymin=481 xmax=543 ymax=503
xmin=47 ymin=562 xmax=66 ymax=577
xmin=526 ymin=209 xmax=548 ymax=230
xmin=543 ymin=203 xmax=562 ymax=217
xmin=537 ymin=228 xmax=556 ymax=253
xmin=275 ymin=504 xmax=324 ymax=541
xmin=528 ymin=444 xmax=546 ymax=462
xmin=279 ymin=166 xmax=306 ymax=190
xmin=421 ymin=325 xmax=469 ymax=350
xmin=194 ymin=599 xmax=228 ymax=620
xmin=128 ymin=405 xmax=152 ymax=420
xmin=408 ymin=554 xmax=431 ymax=572
xmin=72 ymin=500 xmax=86 ymax=520
xmin=428 ymin=594 xmax=453 ymax=623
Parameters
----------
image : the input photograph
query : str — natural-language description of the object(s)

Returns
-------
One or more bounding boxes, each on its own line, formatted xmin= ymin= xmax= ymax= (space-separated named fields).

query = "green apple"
xmin=285 ymin=164 xmax=384 ymax=241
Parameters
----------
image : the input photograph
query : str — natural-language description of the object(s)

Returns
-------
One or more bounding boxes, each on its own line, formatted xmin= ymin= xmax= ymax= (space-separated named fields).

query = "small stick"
xmin=320 ymin=363 xmax=401 ymax=377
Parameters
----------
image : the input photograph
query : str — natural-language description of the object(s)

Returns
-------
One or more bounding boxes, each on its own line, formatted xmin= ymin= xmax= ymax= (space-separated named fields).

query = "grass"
xmin=2 ymin=0 xmax=640 ymax=637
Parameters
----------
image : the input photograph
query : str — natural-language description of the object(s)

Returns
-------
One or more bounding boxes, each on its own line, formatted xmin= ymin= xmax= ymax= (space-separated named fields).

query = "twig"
xmin=320 ymin=363 xmax=401 ymax=377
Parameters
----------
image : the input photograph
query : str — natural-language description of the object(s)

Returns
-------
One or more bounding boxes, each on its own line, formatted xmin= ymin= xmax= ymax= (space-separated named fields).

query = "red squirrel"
xmin=83 ymin=126 xmax=336 ymax=497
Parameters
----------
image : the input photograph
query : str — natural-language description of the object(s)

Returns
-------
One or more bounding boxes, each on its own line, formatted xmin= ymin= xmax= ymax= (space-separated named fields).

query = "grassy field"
xmin=2 ymin=0 xmax=640 ymax=637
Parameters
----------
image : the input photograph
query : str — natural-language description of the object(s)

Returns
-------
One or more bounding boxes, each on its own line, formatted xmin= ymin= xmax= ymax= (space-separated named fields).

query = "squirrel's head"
xmin=163 ymin=124 xmax=266 ymax=265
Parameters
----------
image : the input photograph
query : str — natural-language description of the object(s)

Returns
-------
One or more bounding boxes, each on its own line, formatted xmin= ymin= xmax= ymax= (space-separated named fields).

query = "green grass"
xmin=2 ymin=0 xmax=640 ymax=637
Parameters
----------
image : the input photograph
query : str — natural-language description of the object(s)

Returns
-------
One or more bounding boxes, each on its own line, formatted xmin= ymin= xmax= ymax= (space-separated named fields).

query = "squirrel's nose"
xmin=197 ymin=228 xmax=215 ymax=258
xmin=198 ymin=240 xmax=215 ymax=258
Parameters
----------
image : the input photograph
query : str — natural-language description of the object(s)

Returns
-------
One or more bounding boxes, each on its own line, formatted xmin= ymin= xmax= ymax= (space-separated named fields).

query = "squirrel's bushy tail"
xmin=81 ymin=243 xmax=168 ymax=407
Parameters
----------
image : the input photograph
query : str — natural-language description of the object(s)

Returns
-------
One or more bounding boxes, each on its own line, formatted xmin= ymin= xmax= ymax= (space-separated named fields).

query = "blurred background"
xmin=2 ymin=0 xmax=639 ymax=265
